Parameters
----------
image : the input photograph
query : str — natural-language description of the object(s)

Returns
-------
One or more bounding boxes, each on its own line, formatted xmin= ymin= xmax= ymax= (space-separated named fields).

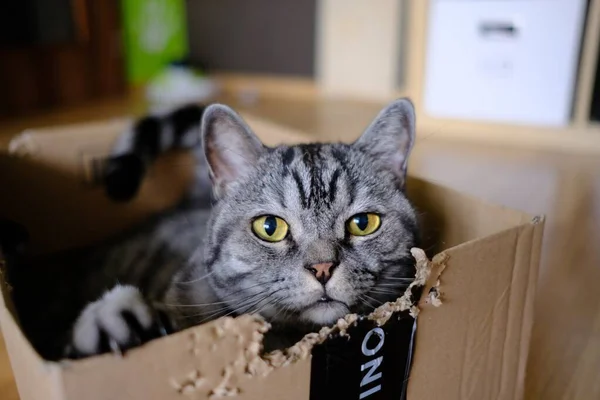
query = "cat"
xmin=30 ymin=98 xmax=421 ymax=358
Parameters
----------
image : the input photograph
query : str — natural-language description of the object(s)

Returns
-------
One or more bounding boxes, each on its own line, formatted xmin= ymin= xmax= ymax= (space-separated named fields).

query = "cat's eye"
xmin=347 ymin=213 xmax=381 ymax=236
xmin=252 ymin=215 xmax=289 ymax=242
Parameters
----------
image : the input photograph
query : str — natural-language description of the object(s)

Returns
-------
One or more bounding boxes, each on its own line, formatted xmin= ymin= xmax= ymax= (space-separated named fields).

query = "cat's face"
xmin=201 ymin=99 xmax=418 ymax=328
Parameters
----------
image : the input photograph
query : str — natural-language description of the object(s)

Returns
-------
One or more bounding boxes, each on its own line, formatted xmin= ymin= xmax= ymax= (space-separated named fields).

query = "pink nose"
xmin=306 ymin=262 xmax=336 ymax=284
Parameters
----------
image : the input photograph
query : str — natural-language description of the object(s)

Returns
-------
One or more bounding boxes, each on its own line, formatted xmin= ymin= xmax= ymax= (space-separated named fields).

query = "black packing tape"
xmin=310 ymin=310 xmax=417 ymax=400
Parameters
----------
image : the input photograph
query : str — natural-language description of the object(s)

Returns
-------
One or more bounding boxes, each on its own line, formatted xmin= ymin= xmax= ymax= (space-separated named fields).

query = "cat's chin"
xmin=300 ymin=301 xmax=349 ymax=326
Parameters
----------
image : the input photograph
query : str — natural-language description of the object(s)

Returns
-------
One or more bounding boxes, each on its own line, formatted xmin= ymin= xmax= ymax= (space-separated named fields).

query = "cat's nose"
xmin=306 ymin=262 xmax=337 ymax=284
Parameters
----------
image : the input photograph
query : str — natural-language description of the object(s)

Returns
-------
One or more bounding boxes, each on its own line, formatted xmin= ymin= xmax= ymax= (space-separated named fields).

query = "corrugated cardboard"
xmin=0 ymin=115 xmax=544 ymax=400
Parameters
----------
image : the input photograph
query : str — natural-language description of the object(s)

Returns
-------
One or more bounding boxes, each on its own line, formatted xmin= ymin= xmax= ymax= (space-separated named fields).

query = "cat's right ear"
xmin=353 ymin=98 xmax=416 ymax=186
xmin=201 ymin=104 xmax=265 ymax=197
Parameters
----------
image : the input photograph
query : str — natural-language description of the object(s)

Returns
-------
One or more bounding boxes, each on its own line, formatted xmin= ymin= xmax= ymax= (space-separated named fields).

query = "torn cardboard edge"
xmin=424 ymin=252 xmax=448 ymax=308
xmin=242 ymin=247 xmax=447 ymax=378
xmin=145 ymin=247 xmax=447 ymax=398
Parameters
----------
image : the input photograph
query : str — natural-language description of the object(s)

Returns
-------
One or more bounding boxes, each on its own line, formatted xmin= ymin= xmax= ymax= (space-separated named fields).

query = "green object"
xmin=121 ymin=0 xmax=189 ymax=85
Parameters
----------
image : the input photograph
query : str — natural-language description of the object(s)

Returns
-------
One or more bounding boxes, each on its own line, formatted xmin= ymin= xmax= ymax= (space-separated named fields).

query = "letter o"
xmin=361 ymin=327 xmax=385 ymax=356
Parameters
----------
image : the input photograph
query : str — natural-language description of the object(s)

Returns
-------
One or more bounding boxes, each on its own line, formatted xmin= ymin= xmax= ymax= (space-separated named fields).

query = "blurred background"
xmin=0 ymin=1 xmax=600 ymax=399
xmin=1 ymin=0 xmax=598 ymax=132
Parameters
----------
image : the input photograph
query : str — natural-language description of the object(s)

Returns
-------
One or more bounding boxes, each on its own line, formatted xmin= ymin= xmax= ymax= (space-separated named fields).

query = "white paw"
xmin=68 ymin=285 xmax=170 ymax=357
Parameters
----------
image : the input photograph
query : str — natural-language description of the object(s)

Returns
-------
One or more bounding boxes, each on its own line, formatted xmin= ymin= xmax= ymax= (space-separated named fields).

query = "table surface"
xmin=1 ymin=91 xmax=599 ymax=400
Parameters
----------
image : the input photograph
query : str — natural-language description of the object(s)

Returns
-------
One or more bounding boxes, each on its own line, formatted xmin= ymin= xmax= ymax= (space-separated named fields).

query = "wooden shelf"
xmin=401 ymin=0 xmax=600 ymax=151
xmin=574 ymin=0 xmax=600 ymax=125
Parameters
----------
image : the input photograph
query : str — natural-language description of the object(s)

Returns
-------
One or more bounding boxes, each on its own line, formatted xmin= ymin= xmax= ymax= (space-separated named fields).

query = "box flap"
xmin=408 ymin=217 xmax=544 ymax=399
xmin=406 ymin=177 xmax=533 ymax=253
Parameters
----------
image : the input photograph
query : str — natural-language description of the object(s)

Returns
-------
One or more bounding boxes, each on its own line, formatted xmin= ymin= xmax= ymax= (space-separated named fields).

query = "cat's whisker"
xmin=217 ymin=281 xmax=284 ymax=307
xmin=218 ymin=298 xmax=266 ymax=320
xmin=378 ymin=287 xmax=409 ymax=293
xmin=194 ymin=300 xmax=254 ymax=322
xmin=244 ymin=288 xmax=288 ymax=319
xmin=244 ymin=289 xmax=284 ymax=314
xmin=173 ymin=270 xmax=214 ymax=285
xmin=181 ymin=302 xmax=235 ymax=319
xmin=271 ymin=302 xmax=294 ymax=322
xmin=251 ymin=297 xmax=280 ymax=318
xmin=386 ymin=278 xmax=414 ymax=282
xmin=184 ymin=291 xmax=269 ymax=320
xmin=369 ymin=288 xmax=400 ymax=295
xmin=275 ymin=303 xmax=293 ymax=321
xmin=384 ymin=276 xmax=414 ymax=280
xmin=168 ymin=280 xmax=280 ymax=308
xmin=362 ymin=294 xmax=384 ymax=307
xmin=371 ymin=288 xmax=402 ymax=294
xmin=373 ymin=283 xmax=409 ymax=291
xmin=359 ymin=295 xmax=377 ymax=309
xmin=198 ymin=288 xmax=284 ymax=323
xmin=381 ymin=279 xmax=414 ymax=284
xmin=377 ymin=281 xmax=411 ymax=285
xmin=222 ymin=280 xmax=281 ymax=296
xmin=162 ymin=299 xmax=230 ymax=308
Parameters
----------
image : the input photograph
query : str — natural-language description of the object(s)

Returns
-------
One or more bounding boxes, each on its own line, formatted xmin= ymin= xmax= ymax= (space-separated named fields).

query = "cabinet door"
xmin=423 ymin=0 xmax=587 ymax=127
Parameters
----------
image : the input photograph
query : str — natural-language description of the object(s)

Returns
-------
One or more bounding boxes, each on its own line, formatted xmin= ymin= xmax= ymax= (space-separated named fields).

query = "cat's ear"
xmin=354 ymin=98 xmax=416 ymax=183
xmin=201 ymin=104 xmax=265 ymax=196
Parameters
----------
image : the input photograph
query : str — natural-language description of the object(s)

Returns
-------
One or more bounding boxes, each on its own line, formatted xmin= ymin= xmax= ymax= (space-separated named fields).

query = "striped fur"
xmin=20 ymin=99 xmax=421 ymax=359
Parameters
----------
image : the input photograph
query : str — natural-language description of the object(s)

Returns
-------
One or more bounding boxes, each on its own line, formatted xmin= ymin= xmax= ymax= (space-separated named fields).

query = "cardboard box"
xmin=0 ymin=115 xmax=544 ymax=400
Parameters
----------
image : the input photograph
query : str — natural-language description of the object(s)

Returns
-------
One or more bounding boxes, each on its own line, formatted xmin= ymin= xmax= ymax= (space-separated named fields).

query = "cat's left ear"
xmin=201 ymin=104 xmax=266 ymax=197
xmin=354 ymin=98 xmax=416 ymax=184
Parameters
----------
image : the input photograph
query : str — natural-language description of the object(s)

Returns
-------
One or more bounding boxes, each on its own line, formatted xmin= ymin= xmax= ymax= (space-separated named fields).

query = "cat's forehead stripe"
xmin=282 ymin=146 xmax=296 ymax=169
xmin=285 ymin=144 xmax=345 ymax=210
xmin=328 ymin=168 xmax=341 ymax=205
xmin=291 ymin=169 xmax=309 ymax=209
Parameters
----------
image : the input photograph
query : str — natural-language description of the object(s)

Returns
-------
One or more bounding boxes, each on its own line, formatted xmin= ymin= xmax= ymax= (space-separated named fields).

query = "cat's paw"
xmin=103 ymin=154 xmax=146 ymax=202
xmin=66 ymin=285 xmax=173 ymax=358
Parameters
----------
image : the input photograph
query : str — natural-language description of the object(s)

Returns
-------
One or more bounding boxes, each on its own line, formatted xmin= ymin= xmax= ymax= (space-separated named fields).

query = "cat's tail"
xmin=104 ymin=104 xmax=208 ymax=202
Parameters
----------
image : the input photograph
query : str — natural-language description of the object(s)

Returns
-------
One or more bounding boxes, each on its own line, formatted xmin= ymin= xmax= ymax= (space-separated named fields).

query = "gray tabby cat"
xmin=67 ymin=98 xmax=419 ymax=357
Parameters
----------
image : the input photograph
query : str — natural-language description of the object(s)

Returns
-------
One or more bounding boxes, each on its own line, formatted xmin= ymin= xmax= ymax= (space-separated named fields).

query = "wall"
xmin=185 ymin=0 xmax=317 ymax=77
xmin=316 ymin=0 xmax=407 ymax=99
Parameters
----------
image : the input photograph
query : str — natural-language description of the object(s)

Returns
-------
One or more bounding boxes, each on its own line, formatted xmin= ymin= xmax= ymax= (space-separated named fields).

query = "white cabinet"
xmin=423 ymin=0 xmax=588 ymax=126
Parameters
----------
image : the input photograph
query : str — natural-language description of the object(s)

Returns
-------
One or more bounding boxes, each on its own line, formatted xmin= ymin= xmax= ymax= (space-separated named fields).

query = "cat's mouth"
xmin=314 ymin=293 xmax=350 ymax=309
xmin=311 ymin=295 xmax=349 ymax=310
xmin=299 ymin=297 xmax=350 ymax=326
xmin=318 ymin=295 xmax=334 ymax=303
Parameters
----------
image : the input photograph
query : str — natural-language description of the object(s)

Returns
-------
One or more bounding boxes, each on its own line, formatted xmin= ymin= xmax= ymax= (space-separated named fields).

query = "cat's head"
xmin=200 ymin=99 xmax=419 ymax=328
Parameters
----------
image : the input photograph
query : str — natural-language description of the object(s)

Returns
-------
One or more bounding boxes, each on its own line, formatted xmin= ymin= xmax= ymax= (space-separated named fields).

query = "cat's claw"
xmin=108 ymin=338 xmax=124 ymax=357
xmin=155 ymin=309 xmax=174 ymax=337
xmin=67 ymin=285 xmax=172 ymax=358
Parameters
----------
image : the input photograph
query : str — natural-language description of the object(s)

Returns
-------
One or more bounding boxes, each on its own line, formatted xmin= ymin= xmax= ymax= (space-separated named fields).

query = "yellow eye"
xmin=347 ymin=213 xmax=381 ymax=236
xmin=252 ymin=215 xmax=289 ymax=242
